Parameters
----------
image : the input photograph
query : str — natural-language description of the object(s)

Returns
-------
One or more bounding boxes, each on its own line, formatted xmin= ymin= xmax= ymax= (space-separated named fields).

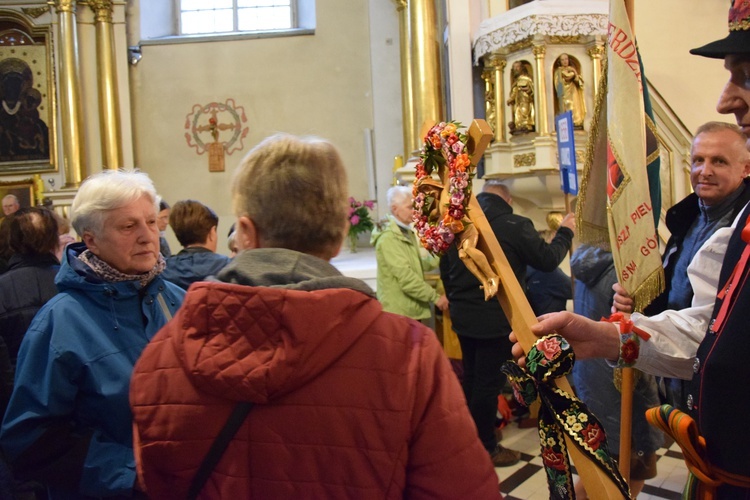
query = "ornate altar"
xmin=474 ymin=0 xmax=608 ymax=213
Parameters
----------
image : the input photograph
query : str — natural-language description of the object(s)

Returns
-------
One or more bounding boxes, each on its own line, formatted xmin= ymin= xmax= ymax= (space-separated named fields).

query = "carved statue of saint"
xmin=553 ymin=53 xmax=586 ymax=129
xmin=506 ymin=61 xmax=535 ymax=134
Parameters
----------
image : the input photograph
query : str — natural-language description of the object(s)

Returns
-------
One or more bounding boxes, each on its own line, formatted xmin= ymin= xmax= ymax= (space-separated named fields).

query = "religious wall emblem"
xmin=184 ymin=99 xmax=249 ymax=172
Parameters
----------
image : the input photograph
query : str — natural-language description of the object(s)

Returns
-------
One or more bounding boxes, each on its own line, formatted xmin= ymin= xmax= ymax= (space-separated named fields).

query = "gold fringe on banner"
xmin=577 ymin=58 xmax=611 ymax=249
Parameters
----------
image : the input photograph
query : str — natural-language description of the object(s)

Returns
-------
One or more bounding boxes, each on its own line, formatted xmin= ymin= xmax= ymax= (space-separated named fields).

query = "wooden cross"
xmin=427 ymin=118 xmax=625 ymax=499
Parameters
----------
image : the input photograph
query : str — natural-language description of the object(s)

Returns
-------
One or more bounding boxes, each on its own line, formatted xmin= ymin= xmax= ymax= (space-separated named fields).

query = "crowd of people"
xmin=0 ymin=4 xmax=747 ymax=499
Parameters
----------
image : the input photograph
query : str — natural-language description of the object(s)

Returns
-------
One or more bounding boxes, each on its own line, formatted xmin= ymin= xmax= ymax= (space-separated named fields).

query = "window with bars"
xmin=180 ymin=0 xmax=294 ymax=35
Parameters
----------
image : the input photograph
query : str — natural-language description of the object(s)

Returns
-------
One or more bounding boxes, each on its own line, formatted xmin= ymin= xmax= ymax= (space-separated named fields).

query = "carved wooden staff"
xmin=431 ymin=119 xmax=626 ymax=498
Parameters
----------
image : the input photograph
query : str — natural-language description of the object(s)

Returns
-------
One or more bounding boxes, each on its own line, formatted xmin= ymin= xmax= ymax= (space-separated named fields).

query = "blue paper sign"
xmin=555 ymin=111 xmax=578 ymax=195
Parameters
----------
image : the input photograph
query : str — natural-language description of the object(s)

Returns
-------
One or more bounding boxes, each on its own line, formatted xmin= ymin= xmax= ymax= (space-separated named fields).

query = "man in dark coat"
xmin=440 ymin=180 xmax=575 ymax=466
xmin=614 ymin=122 xmax=750 ymax=410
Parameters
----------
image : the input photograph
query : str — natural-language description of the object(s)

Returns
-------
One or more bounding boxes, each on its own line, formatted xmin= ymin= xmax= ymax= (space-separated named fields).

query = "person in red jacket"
xmin=130 ymin=133 xmax=502 ymax=499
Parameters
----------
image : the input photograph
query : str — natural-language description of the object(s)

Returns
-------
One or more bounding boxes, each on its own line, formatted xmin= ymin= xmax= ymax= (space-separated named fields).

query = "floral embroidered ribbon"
xmin=502 ymin=335 xmax=631 ymax=499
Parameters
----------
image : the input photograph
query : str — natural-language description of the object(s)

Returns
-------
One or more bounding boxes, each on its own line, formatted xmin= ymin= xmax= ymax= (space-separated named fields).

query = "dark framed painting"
xmin=0 ymin=10 xmax=57 ymax=175
xmin=0 ymin=178 xmax=34 ymax=210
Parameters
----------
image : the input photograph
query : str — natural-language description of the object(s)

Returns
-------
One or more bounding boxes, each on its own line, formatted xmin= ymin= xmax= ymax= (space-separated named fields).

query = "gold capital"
xmin=532 ymin=44 xmax=546 ymax=57
xmin=51 ymin=0 xmax=75 ymax=14
xmin=89 ymin=0 xmax=114 ymax=23
xmin=587 ymin=45 xmax=605 ymax=59
xmin=487 ymin=55 xmax=506 ymax=71
xmin=393 ymin=0 xmax=407 ymax=12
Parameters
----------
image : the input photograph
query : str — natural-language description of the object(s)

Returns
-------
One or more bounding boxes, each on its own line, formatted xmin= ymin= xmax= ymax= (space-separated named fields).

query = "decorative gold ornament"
xmin=504 ymin=37 xmax=534 ymax=54
xmin=587 ymin=45 xmax=605 ymax=58
xmin=51 ymin=0 xmax=75 ymax=13
xmin=548 ymin=35 xmax=581 ymax=44
xmin=21 ymin=6 xmax=51 ymax=19
xmin=89 ymin=0 xmax=114 ymax=23
xmin=532 ymin=44 xmax=546 ymax=57
xmin=514 ymin=153 xmax=536 ymax=168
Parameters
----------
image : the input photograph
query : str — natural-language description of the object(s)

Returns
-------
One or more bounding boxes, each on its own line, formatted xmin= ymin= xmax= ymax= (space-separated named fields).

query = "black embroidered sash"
xmin=502 ymin=334 xmax=630 ymax=499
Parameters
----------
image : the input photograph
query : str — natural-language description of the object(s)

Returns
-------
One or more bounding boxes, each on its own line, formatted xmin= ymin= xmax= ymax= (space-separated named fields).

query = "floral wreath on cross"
xmin=412 ymin=121 xmax=474 ymax=256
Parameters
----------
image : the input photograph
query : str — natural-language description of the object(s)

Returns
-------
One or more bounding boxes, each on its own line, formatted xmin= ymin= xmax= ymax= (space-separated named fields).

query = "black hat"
xmin=690 ymin=0 xmax=750 ymax=59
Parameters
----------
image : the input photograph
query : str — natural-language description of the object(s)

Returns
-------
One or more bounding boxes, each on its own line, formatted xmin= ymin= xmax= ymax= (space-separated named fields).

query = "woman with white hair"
xmin=0 ymin=170 xmax=185 ymax=499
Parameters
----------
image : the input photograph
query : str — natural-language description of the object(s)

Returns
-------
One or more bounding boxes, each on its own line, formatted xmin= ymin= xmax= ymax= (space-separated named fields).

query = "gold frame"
xmin=0 ymin=178 xmax=35 ymax=208
xmin=0 ymin=10 xmax=58 ymax=175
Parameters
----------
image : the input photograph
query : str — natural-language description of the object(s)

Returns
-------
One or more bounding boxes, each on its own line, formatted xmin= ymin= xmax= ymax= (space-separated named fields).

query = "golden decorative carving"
xmin=89 ymin=0 xmax=114 ymax=23
xmin=486 ymin=55 xmax=506 ymax=71
xmin=21 ymin=6 xmax=51 ymax=18
xmin=587 ymin=45 xmax=605 ymax=58
xmin=532 ymin=44 xmax=546 ymax=57
xmin=504 ymin=37 xmax=534 ymax=54
xmin=514 ymin=153 xmax=536 ymax=168
xmin=549 ymin=35 xmax=581 ymax=44
xmin=51 ymin=0 xmax=75 ymax=13
xmin=392 ymin=0 xmax=407 ymax=12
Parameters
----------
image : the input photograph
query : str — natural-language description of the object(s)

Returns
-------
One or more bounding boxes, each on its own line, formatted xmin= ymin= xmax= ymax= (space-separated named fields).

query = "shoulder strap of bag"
xmin=186 ymin=401 xmax=254 ymax=500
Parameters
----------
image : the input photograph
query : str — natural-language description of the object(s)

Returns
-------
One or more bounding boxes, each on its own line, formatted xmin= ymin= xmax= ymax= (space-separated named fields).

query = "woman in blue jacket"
xmin=0 ymin=170 xmax=185 ymax=499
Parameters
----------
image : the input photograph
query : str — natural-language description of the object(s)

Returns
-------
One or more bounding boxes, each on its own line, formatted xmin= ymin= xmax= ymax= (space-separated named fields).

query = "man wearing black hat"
xmin=513 ymin=2 xmax=750 ymax=497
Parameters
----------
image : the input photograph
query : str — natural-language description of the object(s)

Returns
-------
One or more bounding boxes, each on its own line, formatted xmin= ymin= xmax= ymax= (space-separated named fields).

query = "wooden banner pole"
xmin=458 ymin=119 xmax=627 ymax=498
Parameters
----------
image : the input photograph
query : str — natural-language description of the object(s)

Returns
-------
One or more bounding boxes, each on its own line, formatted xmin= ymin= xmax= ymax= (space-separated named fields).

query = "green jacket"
xmin=371 ymin=215 xmax=439 ymax=320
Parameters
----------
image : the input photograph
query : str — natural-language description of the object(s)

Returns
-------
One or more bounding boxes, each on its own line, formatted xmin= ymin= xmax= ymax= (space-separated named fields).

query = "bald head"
xmin=483 ymin=182 xmax=512 ymax=204
xmin=2 ymin=194 xmax=19 ymax=216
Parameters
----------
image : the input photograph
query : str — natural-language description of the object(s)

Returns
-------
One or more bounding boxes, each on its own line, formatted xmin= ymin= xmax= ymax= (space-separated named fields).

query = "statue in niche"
xmin=553 ymin=53 xmax=586 ymax=129
xmin=507 ymin=60 xmax=535 ymax=134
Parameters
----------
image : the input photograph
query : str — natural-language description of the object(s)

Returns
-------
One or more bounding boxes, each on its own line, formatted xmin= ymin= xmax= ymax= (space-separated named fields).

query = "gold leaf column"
xmin=532 ymin=44 xmax=549 ymax=135
xmin=90 ymin=0 xmax=122 ymax=170
xmin=393 ymin=0 xmax=415 ymax=159
xmin=488 ymin=55 xmax=506 ymax=142
xmin=53 ymin=0 xmax=87 ymax=187
xmin=587 ymin=43 xmax=605 ymax=97
xmin=408 ymin=0 xmax=443 ymax=153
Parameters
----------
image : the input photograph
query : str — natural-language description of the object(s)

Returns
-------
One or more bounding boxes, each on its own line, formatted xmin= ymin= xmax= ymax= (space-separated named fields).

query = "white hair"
xmin=71 ymin=170 xmax=158 ymax=236
xmin=387 ymin=185 xmax=411 ymax=211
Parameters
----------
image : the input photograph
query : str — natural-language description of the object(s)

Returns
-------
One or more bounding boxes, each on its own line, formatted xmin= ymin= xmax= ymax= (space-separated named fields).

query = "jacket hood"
xmin=170 ymin=249 xmax=381 ymax=403
xmin=570 ymin=244 xmax=614 ymax=287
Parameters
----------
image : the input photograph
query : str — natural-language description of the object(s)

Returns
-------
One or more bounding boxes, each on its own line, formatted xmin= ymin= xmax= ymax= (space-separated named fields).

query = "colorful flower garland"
xmin=412 ymin=121 xmax=473 ymax=255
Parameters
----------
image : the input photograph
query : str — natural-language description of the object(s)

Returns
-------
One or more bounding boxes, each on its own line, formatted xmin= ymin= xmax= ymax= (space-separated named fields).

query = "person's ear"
xmin=236 ymin=216 xmax=260 ymax=250
xmin=82 ymin=231 xmax=99 ymax=255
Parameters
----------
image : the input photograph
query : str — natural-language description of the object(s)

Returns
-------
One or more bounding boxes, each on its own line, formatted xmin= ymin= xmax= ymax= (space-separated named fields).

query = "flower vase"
xmin=348 ymin=233 xmax=358 ymax=253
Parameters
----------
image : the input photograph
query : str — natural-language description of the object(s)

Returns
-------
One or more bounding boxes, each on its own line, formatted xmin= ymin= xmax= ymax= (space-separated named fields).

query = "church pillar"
xmin=90 ymin=0 xmax=123 ymax=170
xmin=393 ymin=0 xmax=415 ymax=159
xmin=53 ymin=0 xmax=87 ymax=187
xmin=587 ymin=43 xmax=605 ymax=97
xmin=532 ymin=44 xmax=549 ymax=135
xmin=408 ymin=0 xmax=443 ymax=154
xmin=487 ymin=55 xmax=506 ymax=143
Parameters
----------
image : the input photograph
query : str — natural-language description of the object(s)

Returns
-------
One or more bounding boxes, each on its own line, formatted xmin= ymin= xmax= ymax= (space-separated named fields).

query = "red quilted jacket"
xmin=130 ymin=281 xmax=501 ymax=499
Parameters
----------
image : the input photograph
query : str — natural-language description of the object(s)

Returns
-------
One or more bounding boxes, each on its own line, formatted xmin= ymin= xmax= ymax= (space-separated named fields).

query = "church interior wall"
xmin=130 ymin=0 xmax=375 ymax=253
xmin=0 ymin=0 xmax=735 ymax=256
xmin=634 ymin=0 xmax=727 ymax=135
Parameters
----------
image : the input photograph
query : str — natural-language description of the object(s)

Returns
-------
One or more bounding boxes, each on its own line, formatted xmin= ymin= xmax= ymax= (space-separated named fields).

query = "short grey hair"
xmin=232 ymin=133 xmax=348 ymax=256
xmin=2 ymin=194 xmax=18 ymax=204
xmin=71 ymin=170 xmax=158 ymax=236
xmin=387 ymin=185 xmax=411 ymax=211
xmin=692 ymin=122 xmax=748 ymax=155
